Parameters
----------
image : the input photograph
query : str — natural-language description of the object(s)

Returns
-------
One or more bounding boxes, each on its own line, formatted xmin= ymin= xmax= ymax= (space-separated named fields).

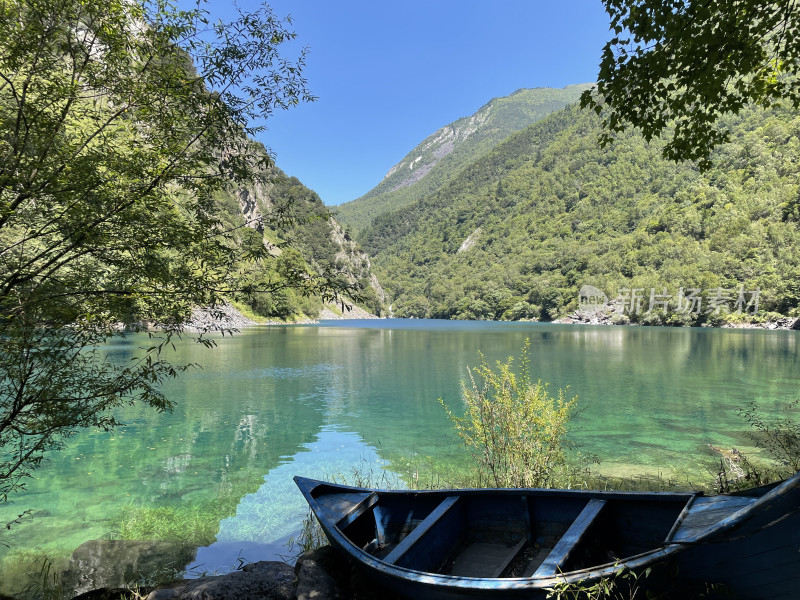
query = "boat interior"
xmin=316 ymin=488 xmax=702 ymax=579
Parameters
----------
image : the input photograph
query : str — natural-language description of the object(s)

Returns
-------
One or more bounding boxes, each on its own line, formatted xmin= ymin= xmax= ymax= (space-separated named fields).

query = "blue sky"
xmin=217 ymin=2 xmax=612 ymax=205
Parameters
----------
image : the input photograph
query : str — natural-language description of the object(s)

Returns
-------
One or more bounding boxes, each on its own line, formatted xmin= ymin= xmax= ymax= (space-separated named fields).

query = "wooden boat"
xmin=294 ymin=472 xmax=800 ymax=599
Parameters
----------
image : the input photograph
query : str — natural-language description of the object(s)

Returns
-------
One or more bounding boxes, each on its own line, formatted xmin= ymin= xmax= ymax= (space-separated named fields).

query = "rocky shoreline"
xmin=554 ymin=310 xmax=800 ymax=330
xmin=63 ymin=546 xmax=390 ymax=600
xmin=182 ymin=301 xmax=381 ymax=332
xmin=182 ymin=303 xmax=260 ymax=332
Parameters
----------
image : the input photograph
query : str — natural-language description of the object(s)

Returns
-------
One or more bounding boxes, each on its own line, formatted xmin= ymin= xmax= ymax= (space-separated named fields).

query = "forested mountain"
xmin=213 ymin=159 xmax=386 ymax=320
xmin=335 ymin=85 xmax=592 ymax=233
xmin=360 ymin=101 xmax=800 ymax=324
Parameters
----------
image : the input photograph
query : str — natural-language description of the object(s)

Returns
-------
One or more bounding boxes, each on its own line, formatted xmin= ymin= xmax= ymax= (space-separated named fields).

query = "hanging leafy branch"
xmin=582 ymin=0 xmax=800 ymax=169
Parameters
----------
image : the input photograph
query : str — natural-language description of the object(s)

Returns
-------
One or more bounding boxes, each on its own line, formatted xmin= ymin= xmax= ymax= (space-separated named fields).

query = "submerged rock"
xmin=62 ymin=546 xmax=375 ymax=600
xmin=63 ymin=540 xmax=196 ymax=596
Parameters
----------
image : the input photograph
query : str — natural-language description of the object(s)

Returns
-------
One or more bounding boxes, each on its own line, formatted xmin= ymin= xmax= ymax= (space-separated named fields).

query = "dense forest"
xmin=351 ymin=101 xmax=800 ymax=325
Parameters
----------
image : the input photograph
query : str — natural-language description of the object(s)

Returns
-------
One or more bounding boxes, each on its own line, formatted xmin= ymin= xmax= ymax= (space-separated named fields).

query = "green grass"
xmin=112 ymin=504 xmax=220 ymax=545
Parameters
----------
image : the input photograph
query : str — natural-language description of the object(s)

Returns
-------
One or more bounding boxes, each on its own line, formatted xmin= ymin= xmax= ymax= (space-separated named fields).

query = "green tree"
xmin=583 ymin=1 xmax=800 ymax=169
xmin=0 ymin=0 xmax=327 ymax=505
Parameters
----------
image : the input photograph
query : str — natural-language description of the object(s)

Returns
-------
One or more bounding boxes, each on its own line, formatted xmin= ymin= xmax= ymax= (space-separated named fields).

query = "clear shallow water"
xmin=1 ymin=320 xmax=798 ymax=589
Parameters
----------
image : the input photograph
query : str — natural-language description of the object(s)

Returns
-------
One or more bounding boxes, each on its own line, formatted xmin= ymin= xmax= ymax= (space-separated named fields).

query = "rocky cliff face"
xmin=383 ymin=103 xmax=494 ymax=193
xmin=228 ymin=168 xmax=386 ymax=316
xmin=328 ymin=218 xmax=386 ymax=305
xmin=236 ymin=186 xmax=264 ymax=232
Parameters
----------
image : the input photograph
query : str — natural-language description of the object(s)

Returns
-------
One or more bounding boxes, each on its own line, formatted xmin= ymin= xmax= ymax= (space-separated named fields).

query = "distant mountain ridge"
xmin=335 ymin=84 xmax=592 ymax=232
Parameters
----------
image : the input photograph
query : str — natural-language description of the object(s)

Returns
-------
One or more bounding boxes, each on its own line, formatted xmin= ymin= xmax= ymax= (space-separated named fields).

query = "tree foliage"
xmin=582 ymin=0 xmax=800 ymax=170
xmin=0 ymin=0 xmax=321 ymax=504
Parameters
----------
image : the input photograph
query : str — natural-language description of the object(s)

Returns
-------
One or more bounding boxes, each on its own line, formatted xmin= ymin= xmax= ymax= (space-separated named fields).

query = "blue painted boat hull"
xmin=294 ymin=473 xmax=800 ymax=599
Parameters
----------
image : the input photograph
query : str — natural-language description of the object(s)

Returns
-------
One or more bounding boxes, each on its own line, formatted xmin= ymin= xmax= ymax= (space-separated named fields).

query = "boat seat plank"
xmin=372 ymin=506 xmax=387 ymax=546
xmin=533 ymin=498 xmax=606 ymax=577
xmin=383 ymin=496 xmax=460 ymax=566
xmin=670 ymin=496 xmax=756 ymax=542
xmin=335 ymin=492 xmax=379 ymax=531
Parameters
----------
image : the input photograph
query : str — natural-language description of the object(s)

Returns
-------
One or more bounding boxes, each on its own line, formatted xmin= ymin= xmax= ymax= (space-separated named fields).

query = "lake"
xmin=1 ymin=320 xmax=798 ymax=591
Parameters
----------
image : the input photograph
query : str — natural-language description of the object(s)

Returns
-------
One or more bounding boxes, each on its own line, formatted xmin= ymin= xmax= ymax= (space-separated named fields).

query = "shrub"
xmin=441 ymin=340 xmax=581 ymax=488
xmin=738 ymin=399 xmax=800 ymax=473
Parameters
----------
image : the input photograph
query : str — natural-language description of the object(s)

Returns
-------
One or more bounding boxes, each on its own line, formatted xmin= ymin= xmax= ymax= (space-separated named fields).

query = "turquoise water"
xmin=1 ymin=320 xmax=798 ymax=589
